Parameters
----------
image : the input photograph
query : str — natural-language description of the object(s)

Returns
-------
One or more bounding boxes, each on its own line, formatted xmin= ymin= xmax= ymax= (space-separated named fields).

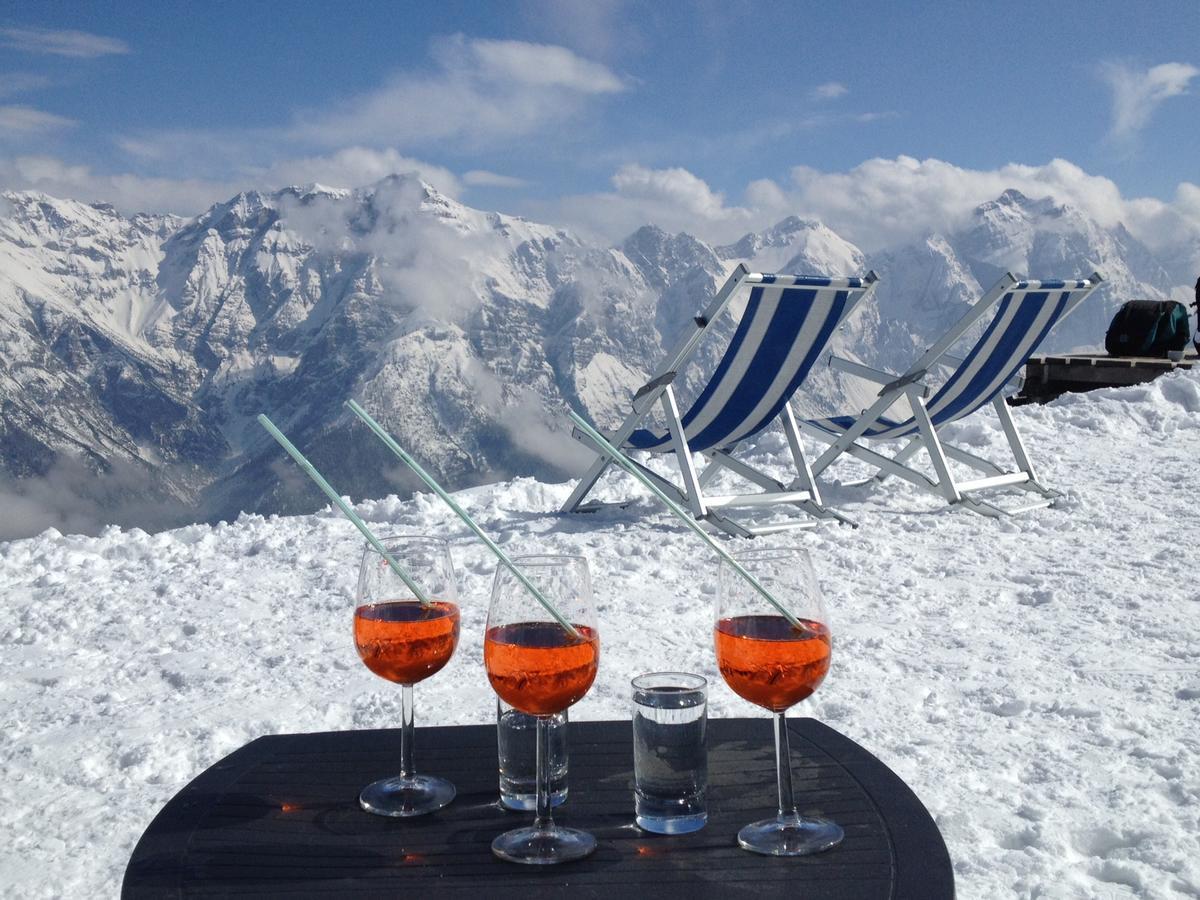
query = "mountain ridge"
xmin=0 ymin=177 xmax=1183 ymax=538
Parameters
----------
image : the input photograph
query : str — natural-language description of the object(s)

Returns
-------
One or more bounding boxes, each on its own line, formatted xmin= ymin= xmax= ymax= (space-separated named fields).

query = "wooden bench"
xmin=1016 ymin=351 xmax=1197 ymax=403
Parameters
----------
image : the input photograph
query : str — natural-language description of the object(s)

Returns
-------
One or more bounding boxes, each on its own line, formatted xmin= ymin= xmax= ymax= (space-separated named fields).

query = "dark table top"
xmin=123 ymin=717 xmax=953 ymax=899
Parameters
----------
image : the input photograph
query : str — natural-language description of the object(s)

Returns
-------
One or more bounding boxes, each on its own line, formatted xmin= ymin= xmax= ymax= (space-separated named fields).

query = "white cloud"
xmin=0 ymin=105 xmax=75 ymax=135
xmin=288 ymin=35 xmax=624 ymax=149
xmin=550 ymin=156 xmax=1200 ymax=277
xmin=811 ymin=81 xmax=848 ymax=100
xmin=555 ymin=164 xmax=754 ymax=242
xmin=0 ymin=72 xmax=52 ymax=99
xmin=459 ymin=36 xmax=623 ymax=92
xmin=1100 ymin=61 xmax=1199 ymax=142
xmin=0 ymin=147 xmax=465 ymax=216
xmin=261 ymin=148 xmax=462 ymax=198
xmin=462 ymin=170 xmax=528 ymax=188
xmin=780 ymin=156 xmax=1150 ymax=250
xmin=519 ymin=0 xmax=633 ymax=60
xmin=0 ymin=154 xmax=241 ymax=215
xmin=0 ymin=26 xmax=129 ymax=58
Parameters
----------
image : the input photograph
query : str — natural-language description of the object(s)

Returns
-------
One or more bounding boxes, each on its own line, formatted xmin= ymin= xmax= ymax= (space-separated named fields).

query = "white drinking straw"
xmin=256 ymin=414 xmax=431 ymax=607
xmin=345 ymin=400 xmax=581 ymax=639
xmin=568 ymin=411 xmax=802 ymax=628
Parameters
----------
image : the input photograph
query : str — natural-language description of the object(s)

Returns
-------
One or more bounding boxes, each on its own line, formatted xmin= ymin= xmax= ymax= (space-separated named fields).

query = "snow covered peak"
xmin=0 ymin=189 xmax=178 ymax=245
xmin=718 ymin=215 xmax=824 ymax=259
xmin=620 ymin=225 xmax=719 ymax=291
xmin=276 ymin=183 xmax=352 ymax=203
xmin=717 ymin=216 xmax=866 ymax=279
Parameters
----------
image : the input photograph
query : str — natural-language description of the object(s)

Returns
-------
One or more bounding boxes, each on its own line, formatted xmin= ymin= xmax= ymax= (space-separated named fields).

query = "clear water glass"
xmin=632 ymin=672 xmax=708 ymax=834
xmin=497 ymin=698 xmax=568 ymax=811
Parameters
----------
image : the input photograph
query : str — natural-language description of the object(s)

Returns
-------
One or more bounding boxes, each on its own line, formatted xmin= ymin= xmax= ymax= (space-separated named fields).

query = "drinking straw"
xmin=567 ymin=411 xmax=803 ymax=629
xmin=256 ymin=414 xmax=431 ymax=607
xmin=344 ymin=400 xmax=581 ymax=639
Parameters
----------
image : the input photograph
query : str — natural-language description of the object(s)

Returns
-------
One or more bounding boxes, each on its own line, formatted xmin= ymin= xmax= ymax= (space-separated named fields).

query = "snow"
xmin=2 ymin=371 xmax=1199 ymax=898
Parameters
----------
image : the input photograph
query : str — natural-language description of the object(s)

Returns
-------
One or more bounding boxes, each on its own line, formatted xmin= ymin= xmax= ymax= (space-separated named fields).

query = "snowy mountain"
xmin=0 ymin=179 xmax=1187 ymax=538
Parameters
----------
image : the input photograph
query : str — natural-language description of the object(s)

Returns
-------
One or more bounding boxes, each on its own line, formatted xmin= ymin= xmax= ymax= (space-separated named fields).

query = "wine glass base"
xmin=359 ymin=774 xmax=455 ymax=818
xmin=737 ymin=814 xmax=843 ymax=857
xmin=491 ymin=825 xmax=597 ymax=865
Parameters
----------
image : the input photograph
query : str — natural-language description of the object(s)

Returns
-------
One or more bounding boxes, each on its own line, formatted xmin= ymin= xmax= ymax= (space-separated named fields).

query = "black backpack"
xmin=1104 ymin=300 xmax=1191 ymax=357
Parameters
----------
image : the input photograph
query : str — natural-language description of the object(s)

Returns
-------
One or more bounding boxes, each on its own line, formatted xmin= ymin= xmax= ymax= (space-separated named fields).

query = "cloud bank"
xmin=0 ymin=106 xmax=75 ymax=135
xmin=553 ymin=155 xmax=1200 ymax=276
xmin=0 ymin=147 xmax=464 ymax=217
xmin=287 ymin=35 xmax=625 ymax=150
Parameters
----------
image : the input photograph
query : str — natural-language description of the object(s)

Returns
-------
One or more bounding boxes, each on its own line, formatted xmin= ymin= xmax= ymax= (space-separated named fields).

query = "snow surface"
xmin=2 ymin=372 xmax=1198 ymax=898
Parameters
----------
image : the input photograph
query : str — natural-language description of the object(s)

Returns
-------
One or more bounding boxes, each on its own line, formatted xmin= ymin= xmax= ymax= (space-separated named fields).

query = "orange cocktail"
xmin=355 ymin=600 xmax=460 ymax=684
xmin=485 ymin=621 xmax=599 ymax=715
xmin=714 ymin=614 xmax=830 ymax=712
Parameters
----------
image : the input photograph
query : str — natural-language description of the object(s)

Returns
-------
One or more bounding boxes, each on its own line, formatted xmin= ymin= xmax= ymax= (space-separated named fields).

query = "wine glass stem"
xmin=534 ymin=714 xmax=553 ymax=831
xmin=774 ymin=710 xmax=797 ymax=818
xmin=400 ymin=683 xmax=415 ymax=778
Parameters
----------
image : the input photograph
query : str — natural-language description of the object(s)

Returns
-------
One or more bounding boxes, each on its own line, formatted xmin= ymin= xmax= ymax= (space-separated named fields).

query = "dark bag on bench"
xmin=1105 ymin=300 xmax=1191 ymax=357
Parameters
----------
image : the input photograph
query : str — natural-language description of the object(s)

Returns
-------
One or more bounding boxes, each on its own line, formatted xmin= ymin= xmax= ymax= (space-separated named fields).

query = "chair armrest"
xmin=827 ymin=355 xmax=896 ymax=385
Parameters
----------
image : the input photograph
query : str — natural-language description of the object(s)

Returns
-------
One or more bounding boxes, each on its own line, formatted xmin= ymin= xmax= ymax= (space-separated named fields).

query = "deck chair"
xmin=799 ymin=271 xmax=1103 ymax=517
xmin=562 ymin=264 xmax=879 ymax=537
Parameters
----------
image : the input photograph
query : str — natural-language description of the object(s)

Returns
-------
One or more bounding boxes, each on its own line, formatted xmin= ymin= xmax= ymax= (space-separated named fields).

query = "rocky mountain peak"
xmin=620 ymin=224 xmax=719 ymax=291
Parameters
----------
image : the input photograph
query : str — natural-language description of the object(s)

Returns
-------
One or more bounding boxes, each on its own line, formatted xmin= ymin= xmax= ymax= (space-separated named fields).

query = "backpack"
xmin=1104 ymin=300 xmax=1191 ymax=357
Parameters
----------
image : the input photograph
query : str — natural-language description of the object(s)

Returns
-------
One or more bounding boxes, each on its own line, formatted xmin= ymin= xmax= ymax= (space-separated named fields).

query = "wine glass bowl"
xmin=714 ymin=547 xmax=843 ymax=857
xmin=485 ymin=555 xmax=599 ymax=865
xmin=355 ymin=536 xmax=460 ymax=818
xmin=713 ymin=614 xmax=831 ymax=712
xmin=485 ymin=620 xmax=599 ymax=716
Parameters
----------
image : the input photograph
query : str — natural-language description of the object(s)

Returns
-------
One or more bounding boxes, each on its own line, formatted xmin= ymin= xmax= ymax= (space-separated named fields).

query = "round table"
xmin=123 ymin=717 xmax=954 ymax=898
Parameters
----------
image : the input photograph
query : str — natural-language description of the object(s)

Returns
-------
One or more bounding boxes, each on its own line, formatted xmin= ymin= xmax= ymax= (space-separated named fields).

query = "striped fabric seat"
xmin=627 ymin=276 xmax=861 ymax=454
xmin=806 ymin=280 xmax=1094 ymax=440
xmin=562 ymin=265 xmax=879 ymax=537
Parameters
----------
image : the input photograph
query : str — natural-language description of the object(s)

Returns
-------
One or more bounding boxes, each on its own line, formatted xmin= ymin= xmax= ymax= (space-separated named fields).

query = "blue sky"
xmin=1 ymin=1 xmax=1198 ymax=253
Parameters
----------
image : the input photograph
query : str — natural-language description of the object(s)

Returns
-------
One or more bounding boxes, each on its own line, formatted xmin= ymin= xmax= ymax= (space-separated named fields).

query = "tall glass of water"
xmin=632 ymin=672 xmax=708 ymax=834
xmin=497 ymin=699 xmax=568 ymax=811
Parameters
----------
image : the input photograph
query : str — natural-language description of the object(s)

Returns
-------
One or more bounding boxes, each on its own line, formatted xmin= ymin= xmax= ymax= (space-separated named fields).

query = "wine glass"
xmin=354 ymin=535 xmax=461 ymax=817
xmin=714 ymin=547 xmax=843 ymax=856
xmin=485 ymin=555 xmax=600 ymax=864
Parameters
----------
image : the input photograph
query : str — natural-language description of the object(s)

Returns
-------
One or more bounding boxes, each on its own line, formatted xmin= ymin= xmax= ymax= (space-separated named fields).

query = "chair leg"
xmin=991 ymin=397 xmax=1052 ymax=494
xmin=661 ymin=386 xmax=707 ymax=518
xmin=561 ymin=450 xmax=614 ymax=513
xmin=907 ymin=389 xmax=962 ymax=504
xmin=561 ymin=383 xmax=672 ymax=513
xmin=697 ymin=454 xmax=724 ymax=488
xmin=779 ymin=404 xmax=824 ymax=506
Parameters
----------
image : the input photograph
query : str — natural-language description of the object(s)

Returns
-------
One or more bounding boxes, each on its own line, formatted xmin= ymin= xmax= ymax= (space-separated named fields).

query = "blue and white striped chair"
xmin=800 ymin=272 xmax=1103 ymax=517
xmin=562 ymin=264 xmax=879 ymax=537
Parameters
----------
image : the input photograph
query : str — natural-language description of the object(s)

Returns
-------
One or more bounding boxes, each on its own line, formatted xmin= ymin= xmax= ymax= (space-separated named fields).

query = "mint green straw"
xmin=568 ymin=411 xmax=801 ymax=628
xmin=256 ymin=414 xmax=431 ymax=607
xmin=345 ymin=400 xmax=580 ymax=639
